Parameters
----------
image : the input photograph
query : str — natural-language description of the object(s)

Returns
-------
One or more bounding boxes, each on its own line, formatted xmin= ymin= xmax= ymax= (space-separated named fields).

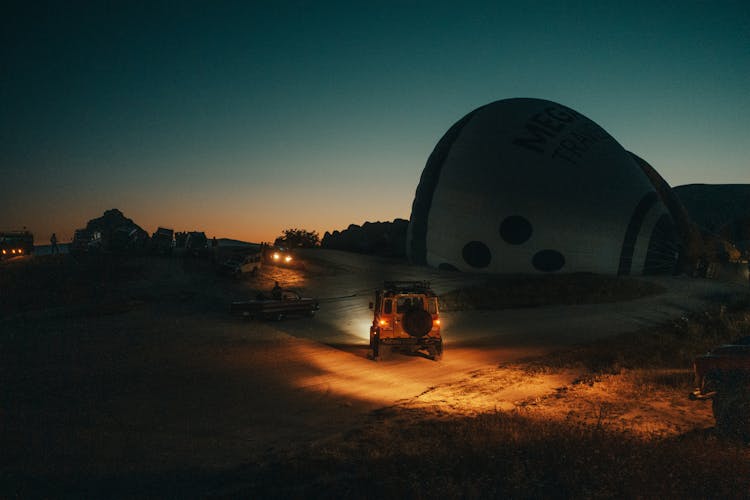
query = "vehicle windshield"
xmin=396 ymin=296 xmax=424 ymax=313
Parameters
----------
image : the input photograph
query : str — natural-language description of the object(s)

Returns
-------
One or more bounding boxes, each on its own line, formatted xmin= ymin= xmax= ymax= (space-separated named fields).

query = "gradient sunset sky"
xmin=2 ymin=1 xmax=748 ymax=243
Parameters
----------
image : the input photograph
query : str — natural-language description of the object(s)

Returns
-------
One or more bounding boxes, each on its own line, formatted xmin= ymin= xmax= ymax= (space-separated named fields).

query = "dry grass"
xmin=439 ymin=273 xmax=666 ymax=311
xmin=228 ymin=410 xmax=750 ymax=499
xmin=3 ymin=255 xmax=749 ymax=498
xmin=519 ymin=299 xmax=750 ymax=375
xmin=223 ymin=298 xmax=750 ymax=499
xmin=0 ymin=254 xmax=148 ymax=315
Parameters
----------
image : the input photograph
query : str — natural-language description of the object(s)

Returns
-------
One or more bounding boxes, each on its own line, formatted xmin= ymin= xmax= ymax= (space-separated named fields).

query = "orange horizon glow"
xmin=13 ymin=204 xmax=410 ymax=246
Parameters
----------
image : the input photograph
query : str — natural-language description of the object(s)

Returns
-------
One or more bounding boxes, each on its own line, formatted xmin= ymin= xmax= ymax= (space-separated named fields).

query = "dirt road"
xmin=1 ymin=250 xmax=747 ymax=492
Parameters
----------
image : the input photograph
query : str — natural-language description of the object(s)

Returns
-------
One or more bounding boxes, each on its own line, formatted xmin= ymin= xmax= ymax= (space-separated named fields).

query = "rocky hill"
xmin=321 ymin=219 xmax=408 ymax=256
xmin=82 ymin=208 xmax=149 ymax=251
xmin=673 ymin=184 xmax=750 ymax=251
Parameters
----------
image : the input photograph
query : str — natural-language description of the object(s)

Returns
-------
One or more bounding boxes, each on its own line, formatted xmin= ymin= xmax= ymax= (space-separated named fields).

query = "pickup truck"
xmin=690 ymin=336 xmax=750 ymax=439
xmin=230 ymin=289 xmax=319 ymax=321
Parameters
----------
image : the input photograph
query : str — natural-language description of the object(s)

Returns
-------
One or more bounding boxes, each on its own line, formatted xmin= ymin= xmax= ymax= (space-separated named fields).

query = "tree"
xmin=274 ymin=228 xmax=320 ymax=248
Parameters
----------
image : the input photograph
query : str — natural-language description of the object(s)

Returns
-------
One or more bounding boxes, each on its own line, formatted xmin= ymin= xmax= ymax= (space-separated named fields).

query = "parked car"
xmin=690 ymin=336 xmax=750 ymax=439
xmin=218 ymin=252 xmax=262 ymax=278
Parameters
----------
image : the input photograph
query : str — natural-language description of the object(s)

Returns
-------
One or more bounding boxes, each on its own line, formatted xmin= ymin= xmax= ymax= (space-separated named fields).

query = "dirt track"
xmin=1 ymin=250 xmax=747 ymax=492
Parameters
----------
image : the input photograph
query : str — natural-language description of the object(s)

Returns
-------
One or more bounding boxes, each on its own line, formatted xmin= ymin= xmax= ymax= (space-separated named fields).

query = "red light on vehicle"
xmin=434 ymin=319 xmax=440 ymax=325
xmin=379 ymin=319 xmax=388 ymax=326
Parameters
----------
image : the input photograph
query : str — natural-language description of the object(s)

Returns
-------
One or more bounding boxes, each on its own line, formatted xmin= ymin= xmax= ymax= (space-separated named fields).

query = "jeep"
xmin=369 ymin=281 xmax=442 ymax=361
xmin=690 ymin=336 xmax=750 ymax=439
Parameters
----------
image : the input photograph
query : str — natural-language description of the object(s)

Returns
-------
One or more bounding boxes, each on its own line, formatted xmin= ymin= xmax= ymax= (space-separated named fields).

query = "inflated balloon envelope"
xmin=407 ymin=98 xmax=681 ymax=275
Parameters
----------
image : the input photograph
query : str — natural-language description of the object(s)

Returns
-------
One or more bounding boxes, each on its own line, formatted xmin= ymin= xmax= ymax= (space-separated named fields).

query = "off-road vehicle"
xmin=218 ymin=252 xmax=262 ymax=278
xmin=690 ymin=336 xmax=750 ymax=439
xmin=0 ymin=230 xmax=34 ymax=259
xmin=369 ymin=281 xmax=442 ymax=361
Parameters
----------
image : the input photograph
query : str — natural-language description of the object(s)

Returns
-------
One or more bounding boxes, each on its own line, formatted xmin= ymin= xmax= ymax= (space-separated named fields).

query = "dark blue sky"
xmin=2 ymin=1 xmax=748 ymax=242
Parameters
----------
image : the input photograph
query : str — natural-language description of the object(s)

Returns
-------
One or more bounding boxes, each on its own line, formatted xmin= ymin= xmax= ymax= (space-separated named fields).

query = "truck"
xmin=185 ymin=231 xmax=209 ymax=257
xmin=689 ymin=336 xmax=750 ymax=439
xmin=263 ymin=245 xmax=298 ymax=267
xmin=218 ymin=251 xmax=262 ymax=278
xmin=150 ymin=227 xmax=174 ymax=255
xmin=0 ymin=230 xmax=34 ymax=259
xmin=368 ymin=281 xmax=443 ymax=361
xmin=230 ymin=289 xmax=319 ymax=321
xmin=70 ymin=229 xmax=102 ymax=255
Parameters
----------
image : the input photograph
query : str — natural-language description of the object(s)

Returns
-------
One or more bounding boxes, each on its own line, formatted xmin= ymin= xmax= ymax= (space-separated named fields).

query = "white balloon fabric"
xmin=407 ymin=98 xmax=680 ymax=275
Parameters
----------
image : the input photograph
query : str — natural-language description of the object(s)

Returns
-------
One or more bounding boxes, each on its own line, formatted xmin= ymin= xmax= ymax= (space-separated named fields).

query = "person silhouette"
xmin=50 ymin=233 xmax=59 ymax=255
xmin=271 ymin=281 xmax=282 ymax=299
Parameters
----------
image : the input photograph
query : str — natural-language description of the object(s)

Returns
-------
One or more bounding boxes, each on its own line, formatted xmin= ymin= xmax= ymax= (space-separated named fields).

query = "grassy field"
xmin=438 ymin=273 xmax=667 ymax=311
xmin=2 ymin=254 xmax=749 ymax=498
xmin=227 ymin=301 xmax=750 ymax=499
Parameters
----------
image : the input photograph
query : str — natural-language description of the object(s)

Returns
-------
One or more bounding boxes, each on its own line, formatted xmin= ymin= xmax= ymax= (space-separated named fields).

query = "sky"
xmin=2 ymin=1 xmax=748 ymax=243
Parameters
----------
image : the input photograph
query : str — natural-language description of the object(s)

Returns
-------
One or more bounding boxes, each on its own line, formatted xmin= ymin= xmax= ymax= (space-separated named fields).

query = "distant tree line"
xmin=274 ymin=228 xmax=320 ymax=248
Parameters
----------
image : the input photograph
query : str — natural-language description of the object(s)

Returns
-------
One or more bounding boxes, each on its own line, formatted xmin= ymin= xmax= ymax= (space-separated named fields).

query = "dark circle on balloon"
xmin=532 ymin=249 xmax=565 ymax=272
xmin=500 ymin=215 xmax=533 ymax=245
xmin=462 ymin=241 xmax=491 ymax=268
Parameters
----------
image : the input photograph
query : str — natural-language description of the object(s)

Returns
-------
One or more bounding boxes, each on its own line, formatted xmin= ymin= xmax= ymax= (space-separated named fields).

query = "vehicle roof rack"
xmin=382 ymin=281 xmax=433 ymax=293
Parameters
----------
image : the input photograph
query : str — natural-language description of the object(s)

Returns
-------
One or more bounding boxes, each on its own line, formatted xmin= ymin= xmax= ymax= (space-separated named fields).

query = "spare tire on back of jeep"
xmin=403 ymin=309 xmax=432 ymax=337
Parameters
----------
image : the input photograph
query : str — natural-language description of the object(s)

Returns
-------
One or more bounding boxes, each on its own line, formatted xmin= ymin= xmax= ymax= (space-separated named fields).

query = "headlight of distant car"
xmin=273 ymin=252 xmax=280 ymax=261
xmin=284 ymin=255 xmax=292 ymax=263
